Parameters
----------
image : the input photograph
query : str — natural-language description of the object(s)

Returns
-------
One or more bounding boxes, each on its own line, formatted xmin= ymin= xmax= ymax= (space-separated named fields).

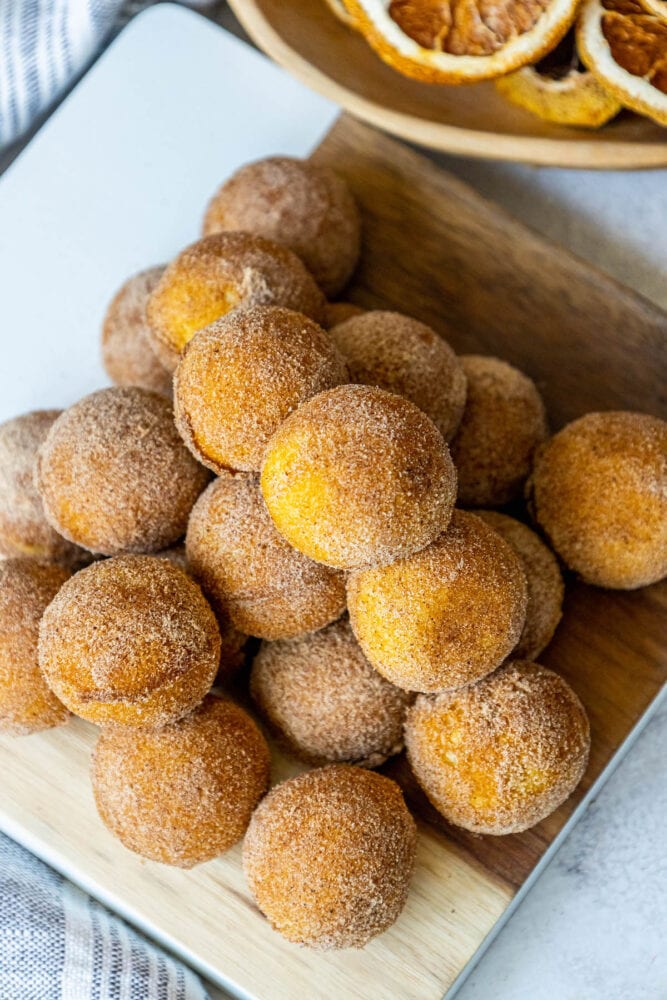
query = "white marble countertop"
xmin=208 ymin=13 xmax=667 ymax=999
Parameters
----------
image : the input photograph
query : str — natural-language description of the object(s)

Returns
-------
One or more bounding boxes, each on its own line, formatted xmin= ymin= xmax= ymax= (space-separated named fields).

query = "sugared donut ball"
xmin=330 ymin=311 xmax=467 ymax=441
xmin=0 ymin=559 xmax=70 ymax=734
xmin=243 ymin=765 xmax=416 ymax=948
xmin=0 ymin=411 xmax=86 ymax=565
xmin=250 ymin=619 xmax=412 ymax=767
xmin=202 ymin=157 xmax=361 ymax=297
xmin=92 ymin=694 xmax=270 ymax=867
xmin=147 ymin=232 xmax=325 ymax=370
xmin=39 ymin=555 xmax=220 ymax=728
xmin=527 ymin=411 xmax=667 ymax=589
xmin=347 ymin=510 xmax=527 ymax=693
xmin=450 ymin=355 xmax=548 ymax=507
xmin=152 ymin=543 xmax=189 ymax=572
xmin=261 ymin=385 xmax=457 ymax=570
xmin=174 ymin=306 xmax=349 ymax=474
xmin=36 ymin=387 xmax=210 ymax=555
xmin=476 ymin=510 xmax=564 ymax=660
xmin=405 ymin=660 xmax=590 ymax=834
xmin=152 ymin=544 xmax=247 ymax=680
xmin=186 ymin=473 xmax=346 ymax=640
xmin=101 ymin=267 xmax=172 ymax=396
xmin=323 ymin=301 xmax=365 ymax=329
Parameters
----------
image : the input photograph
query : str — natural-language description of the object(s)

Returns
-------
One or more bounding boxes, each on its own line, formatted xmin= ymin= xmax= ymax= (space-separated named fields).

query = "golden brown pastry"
xmin=243 ymin=764 xmax=416 ymax=948
xmin=250 ymin=618 xmax=412 ymax=766
xmin=36 ymin=387 xmax=209 ymax=555
xmin=39 ymin=555 xmax=220 ymax=727
xmin=0 ymin=559 xmax=71 ymax=734
xmin=151 ymin=544 xmax=248 ymax=681
xmin=0 ymin=411 xmax=86 ymax=565
xmin=203 ymin=156 xmax=361 ymax=297
xmin=405 ymin=660 xmax=590 ymax=834
xmin=92 ymin=694 xmax=270 ymax=866
xmin=323 ymin=301 xmax=365 ymax=329
xmin=476 ymin=510 xmax=564 ymax=659
xmin=186 ymin=472 xmax=346 ymax=640
xmin=261 ymin=384 xmax=457 ymax=570
xmin=527 ymin=410 xmax=667 ymax=589
xmin=174 ymin=305 xmax=348 ymax=473
xmin=101 ymin=266 xmax=172 ymax=396
xmin=147 ymin=232 xmax=326 ymax=369
xmin=347 ymin=510 xmax=527 ymax=692
xmin=450 ymin=355 xmax=548 ymax=507
xmin=330 ymin=310 xmax=467 ymax=441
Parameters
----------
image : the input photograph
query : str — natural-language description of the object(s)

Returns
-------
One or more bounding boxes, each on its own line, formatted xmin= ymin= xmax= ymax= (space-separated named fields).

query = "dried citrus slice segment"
xmin=342 ymin=0 xmax=580 ymax=83
xmin=496 ymin=31 xmax=622 ymax=125
xmin=578 ymin=0 xmax=667 ymax=125
xmin=636 ymin=0 xmax=666 ymax=19
xmin=324 ymin=0 xmax=360 ymax=27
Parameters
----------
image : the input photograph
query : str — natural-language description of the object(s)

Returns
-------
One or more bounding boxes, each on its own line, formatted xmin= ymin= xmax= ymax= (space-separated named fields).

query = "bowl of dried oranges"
xmin=228 ymin=0 xmax=667 ymax=167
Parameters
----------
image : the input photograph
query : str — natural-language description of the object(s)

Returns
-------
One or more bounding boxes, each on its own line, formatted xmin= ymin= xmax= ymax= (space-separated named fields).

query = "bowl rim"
xmin=228 ymin=0 xmax=667 ymax=170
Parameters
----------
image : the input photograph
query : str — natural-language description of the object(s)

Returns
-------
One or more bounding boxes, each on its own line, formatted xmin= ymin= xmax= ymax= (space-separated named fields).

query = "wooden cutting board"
xmin=1 ymin=116 xmax=665 ymax=1000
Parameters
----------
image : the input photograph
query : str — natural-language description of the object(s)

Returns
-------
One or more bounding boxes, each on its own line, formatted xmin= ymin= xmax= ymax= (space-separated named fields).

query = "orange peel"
xmin=578 ymin=0 xmax=667 ymax=125
xmin=636 ymin=0 xmax=666 ymax=18
xmin=323 ymin=0 xmax=361 ymax=28
xmin=496 ymin=31 xmax=621 ymax=125
xmin=343 ymin=0 xmax=580 ymax=83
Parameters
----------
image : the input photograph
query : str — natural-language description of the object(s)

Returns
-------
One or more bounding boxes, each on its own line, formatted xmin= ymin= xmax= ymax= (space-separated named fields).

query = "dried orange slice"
xmin=323 ymin=0 xmax=360 ymax=27
xmin=496 ymin=31 xmax=622 ymax=126
xmin=636 ymin=0 xmax=666 ymax=18
xmin=342 ymin=0 xmax=581 ymax=83
xmin=578 ymin=0 xmax=667 ymax=125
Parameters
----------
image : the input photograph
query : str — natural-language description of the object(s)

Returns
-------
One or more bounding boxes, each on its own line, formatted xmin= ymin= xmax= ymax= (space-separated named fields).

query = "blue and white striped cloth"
xmin=0 ymin=832 xmax=212 ymax=999
xmin=0 ymin=0 xmax=124 ymax=148
xmin=0 ymin=1 xmax=218 ymax=149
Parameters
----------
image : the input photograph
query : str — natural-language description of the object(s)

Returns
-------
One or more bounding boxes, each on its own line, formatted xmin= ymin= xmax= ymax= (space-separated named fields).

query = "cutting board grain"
xmin=1 ymin=116 xmax=665 ymax=1000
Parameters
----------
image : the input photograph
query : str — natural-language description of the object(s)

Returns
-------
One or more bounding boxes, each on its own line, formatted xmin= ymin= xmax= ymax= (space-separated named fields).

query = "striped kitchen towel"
xmin=0 ymin=0 xmax=219 ymax=149
xmin=0 ymin=832 xmax=211 ymax=999
xmin=0 ymin=0 xmax=126 ymax=148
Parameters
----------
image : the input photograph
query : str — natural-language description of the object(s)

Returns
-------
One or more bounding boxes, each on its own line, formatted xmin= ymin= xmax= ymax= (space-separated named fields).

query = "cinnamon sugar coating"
xmin=152 ymin=544 xmax=248 ymax=681
xmin=92 ymin=694 xmax=270 ymax=867
xmin=330 ymin=311 xmax=467 ymax=441
xmin=174 ymin=306 xmax=349 ymax=474
xmin=250 ymin=619 xmax=412 ymax=767
xmin=260 ymin=385 xmax=457 ymax=570
xmin=476 ymin=510 xmax=564 ymax=660
xmin=450 ymin=355 xmax=548 ymax=507
xmin=147 ymin=232 xmax=326 ymax=370
xmin=0 ymin=559 xmax=71 ymax=734
xmin=527 ymin=411 xmax=667 ymax=590
xmin=186 ymin=472 xmax=346 ymax=641
xmin=101 ymin=266 xmax=172 ymax=396
xmin=243 ymin=764 xmax=416 ymax=949
xmin=323 ymin=301 xmax=365 ymax=329
xmin=347 ymin=510 xmax=528 ymax=693
xmin=405 ymin=660 xmax=590 ymax=835
xmin=36 ymin=387 xmax=210 ymax=556
xmin=0 ymin=411 xmax=86 ymax=565
xmin=152 ymin=543 xmax=189 ymax=572
xmin=202 ymin=157 xmax=361 ymax=298
xmin=39 ymin=555 xmax=220 ymax=727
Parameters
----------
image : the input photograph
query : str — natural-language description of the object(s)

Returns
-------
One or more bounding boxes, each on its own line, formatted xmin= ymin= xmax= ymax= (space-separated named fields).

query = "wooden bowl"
xmin=228 ymin=0 xmax=667 ymax=169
